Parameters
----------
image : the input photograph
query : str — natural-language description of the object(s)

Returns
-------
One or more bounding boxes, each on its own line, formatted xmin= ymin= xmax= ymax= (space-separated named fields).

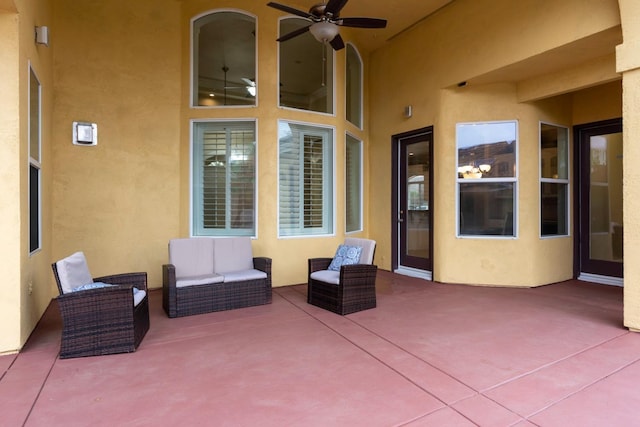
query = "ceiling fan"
xmin=267 ymin=0 xmax=387 ymax=51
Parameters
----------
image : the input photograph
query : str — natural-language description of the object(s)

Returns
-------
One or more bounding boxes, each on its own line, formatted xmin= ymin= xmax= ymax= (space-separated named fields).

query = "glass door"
xmin=576 ymin=119 xmax=623 ymax=279
xmin=398 ymin=130 xmax=433 ymax=272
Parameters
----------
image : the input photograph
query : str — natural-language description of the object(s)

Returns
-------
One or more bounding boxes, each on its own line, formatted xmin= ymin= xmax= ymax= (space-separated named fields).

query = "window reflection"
xmin=193 ymin=11 xmax=256 ymax=107
xmin=456 ymin=121 xmax=517 ymax=237
xmin=279 ymin=18 xmax=334 ymax=114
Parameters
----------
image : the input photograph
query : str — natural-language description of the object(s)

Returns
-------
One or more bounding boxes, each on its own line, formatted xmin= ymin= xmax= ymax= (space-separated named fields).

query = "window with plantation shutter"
xmin=279 ymin=121 xmax=334 ymax=237
xmin=192 ymin=121 xmax=256 ymax=236
xmin=346 ymin=134 xmax=362 ymax=233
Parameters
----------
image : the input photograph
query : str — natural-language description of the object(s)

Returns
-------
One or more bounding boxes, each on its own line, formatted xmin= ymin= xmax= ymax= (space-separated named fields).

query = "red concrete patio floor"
xmin=1 ymin=270 xmax=639 ymax=426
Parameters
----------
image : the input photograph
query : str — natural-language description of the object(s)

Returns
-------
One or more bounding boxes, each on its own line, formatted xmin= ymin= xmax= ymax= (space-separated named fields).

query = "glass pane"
xmin=346 ymin=45 xmax=362 ymax=128
xmin=304 ymin=135 xmax=324 ymax=228
xmin=29 ymin=68 xmax=40 ymax=162
xmin=278 ymin=122 xmax=333 ymax=236
xmin=193 ymin=12 xmax=256 ymax=106
xmin=459 ymin=182 xmax=514 ymax=236
xmin=193 ymin=122 xmax=256 ymax=236
xmin=29 ymin=164 xmax=40 ymax=252
xmin=457 ymin=122 xmax=516 ymax=179
xmin=541 ymin=183 xmax=568 ymax=235
xmin=346 ymin=135 xmax=362 ymax=232
xmin=279 ymin=18 xmax=333 ymax=114
xmin=541 ymin=124 xmax=568 ymax=179
xmin=406 ymin=140 xmax=430 ymax=257
xmin=589 ymin=132 xmax=623 ymax=262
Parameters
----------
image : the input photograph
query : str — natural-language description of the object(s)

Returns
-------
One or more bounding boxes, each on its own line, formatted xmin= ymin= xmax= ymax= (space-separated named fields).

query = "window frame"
xmin=29 ymin=64 xmax=42 ymax=255
xmin=455 ymin=120 xmax=519 ymax=239
xmin=277 ymin=17 xmax=336 ymax=116
xmin=190 ymin=9 xmax=258 ymax=108
xmin=190 ymin=119 xmax=258 ymax=237
xmin=345 ymin=43 xmax=363 ymax=129
xmin=345 ymin=133 xmax=363 ymax=233
xmin=539 ymin=121 xmax=570 ymax=238
xmin=277 ymin=120 xmax=335 ymax=238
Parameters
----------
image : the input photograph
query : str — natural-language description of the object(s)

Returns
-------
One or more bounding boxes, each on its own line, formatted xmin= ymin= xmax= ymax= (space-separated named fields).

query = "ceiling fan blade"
xmin=277 ymin=24 xmax=311 ymax=42
xmin=329 ymin=33 xmax=345 ymax=51
xmin=241 ymin=78 xmax=255 ymax=86
xmin=325 ymin=0 xmax=349 ymax=17
xmin=267 ymin=2 xmax=312 ymax=19
xmin=338 ymin=17 xmax=387 ymax=28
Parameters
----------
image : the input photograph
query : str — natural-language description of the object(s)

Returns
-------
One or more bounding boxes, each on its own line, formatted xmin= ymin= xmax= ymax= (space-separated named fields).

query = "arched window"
xmin=279 ymin=18 xmax=334 ymax=114
xmin=346 ymin=44 xmax=362 ymax=128
xmin=192 ymin=11 xmax=256 ymax=107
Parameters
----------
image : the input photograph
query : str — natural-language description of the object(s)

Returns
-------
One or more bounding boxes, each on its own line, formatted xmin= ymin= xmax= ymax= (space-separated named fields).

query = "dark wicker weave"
xmin=307 ymin=257 xmax=378 ymax=315
xmin=162 ymin=257 xmax=272 ymax=318
xmin=51 ymin=264 xmax=150 ymax=359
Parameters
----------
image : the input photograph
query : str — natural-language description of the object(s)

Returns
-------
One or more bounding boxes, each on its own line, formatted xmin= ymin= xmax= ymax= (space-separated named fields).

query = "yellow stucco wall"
xmin=617 ymin=0 xmax=640 ymax=330
xmin=50 ymin=0 xmax=370 ymax=289
xmin=0 ymin=0 xmax=54 ymax=354
xmin=0 ymin=8 xmax=22 ymax=353
xmin=368 ymin=0 xmax=622 ymax=286
xmin=51 ymin=0 xmax=182 ymax=286
xmin=3 ymin=0 xmax=639 ymax=354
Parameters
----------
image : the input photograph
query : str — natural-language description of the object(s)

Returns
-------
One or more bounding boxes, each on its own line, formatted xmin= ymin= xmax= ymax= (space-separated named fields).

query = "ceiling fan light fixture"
xmin=309 ymin=21 xmax=339 ymax=43
xmin=246 ymin=85 xmax=256 ymax=97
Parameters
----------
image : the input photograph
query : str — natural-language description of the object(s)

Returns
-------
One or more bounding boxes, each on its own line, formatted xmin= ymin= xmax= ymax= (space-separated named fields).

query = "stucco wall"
xmin=0 ymin=0 xmax=54 ymax=354
xmin=51 ymin=0 xmax=182 ymax=286
xmin=368 ymin=0 xmax=621 ymax=286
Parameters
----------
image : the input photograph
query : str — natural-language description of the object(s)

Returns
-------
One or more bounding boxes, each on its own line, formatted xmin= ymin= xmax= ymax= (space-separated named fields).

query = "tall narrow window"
xmin=345 ymin=134 xmax=362 ymax=233
xmin=279 ymin=18 xmax=334 ymax=114
xmin=29 ymin=66 xmax=41 ymax=253
xmin=457 ymin=121 xmax=518 ymax=237
xmin=540 ymin=123 xmax=569 ymax=236
xmin=346 ymin=44 xmax=362 ymax=128
xmin=279 ymin=121 xmax=334 ymax=236
xmin=192 ymin=11 xmax=256 ymax=107
xmin=192 ymin=121 xmax=256 ymax=236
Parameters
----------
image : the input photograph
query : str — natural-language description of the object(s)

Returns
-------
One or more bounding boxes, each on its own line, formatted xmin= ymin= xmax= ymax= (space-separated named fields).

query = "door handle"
xmin=398 ymin=210 xmax=404 ymax=223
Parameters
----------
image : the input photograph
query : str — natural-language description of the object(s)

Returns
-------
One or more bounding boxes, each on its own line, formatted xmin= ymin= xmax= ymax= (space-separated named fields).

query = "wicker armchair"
xmin=307 ymin=238 xmax=377 ymax=315
xmin=51 ymin=252 xmax=150 ymax=359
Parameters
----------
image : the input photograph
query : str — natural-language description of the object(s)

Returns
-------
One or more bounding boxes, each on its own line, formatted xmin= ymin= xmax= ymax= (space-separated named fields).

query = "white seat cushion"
xmin=212 ymin=237 xmax=254 ymax=274
xmin=133 ymin=289 xmax=146 ymax=307
xmin=176 ymin=273 xmax=224 ymax=288
xmin=223 ymin=269 xmax=267 ymax=283
xmin=169 ymin=238 xmax=215 ymax=278
xmin=56 ymin=251 xmax=94 ymax=294
xmin=310 ymin=270 xmax=340 ymax=285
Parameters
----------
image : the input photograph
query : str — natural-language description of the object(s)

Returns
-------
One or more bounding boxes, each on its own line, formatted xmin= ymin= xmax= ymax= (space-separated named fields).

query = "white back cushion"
xmin=56 ymin=251 xmax=93 ymax=294
xmin=169 ymin=238 xmax=215 ymax=278
xmin=212 ymin=237 xmax=254 ymax=274
xmin=344 ymin=238 xmax=376 ymax=264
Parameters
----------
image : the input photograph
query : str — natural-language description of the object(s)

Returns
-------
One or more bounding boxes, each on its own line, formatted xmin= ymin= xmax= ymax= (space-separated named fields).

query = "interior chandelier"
xmin=458 ymin=163 xmax=492 ymax=179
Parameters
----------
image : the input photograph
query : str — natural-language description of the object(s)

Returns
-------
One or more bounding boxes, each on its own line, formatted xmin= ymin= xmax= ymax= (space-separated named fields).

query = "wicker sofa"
xmin=162 ymin=237 xmax=272 ymax=318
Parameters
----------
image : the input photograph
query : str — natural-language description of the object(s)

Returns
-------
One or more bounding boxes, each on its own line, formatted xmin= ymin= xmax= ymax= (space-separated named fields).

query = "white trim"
xmin=539 ymin=121 xmax=571 ymax=238
xmin=395 ymin=266 xmax=432 ymax=281
xmin=277 ymin=120 xmax=336 ymax=238
xmin=578 ymin=273 xmax=623 ymax=287
xmin=190 ymin=119 xmax=258 ymax=238
xmin=455 ymin=120 xmax=519 ymax=239
xmin=277 ymin=16 xmax=336 ymax=117
xmin=345 ymin=43 xmax=364 ymax=130
xmin=190 ymin=9 xmax=258 ymax=108
xmin=28 ymin=62 xmax=42 ymax=255
xmin=345 ymin=132 xmax=363 ymax=233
